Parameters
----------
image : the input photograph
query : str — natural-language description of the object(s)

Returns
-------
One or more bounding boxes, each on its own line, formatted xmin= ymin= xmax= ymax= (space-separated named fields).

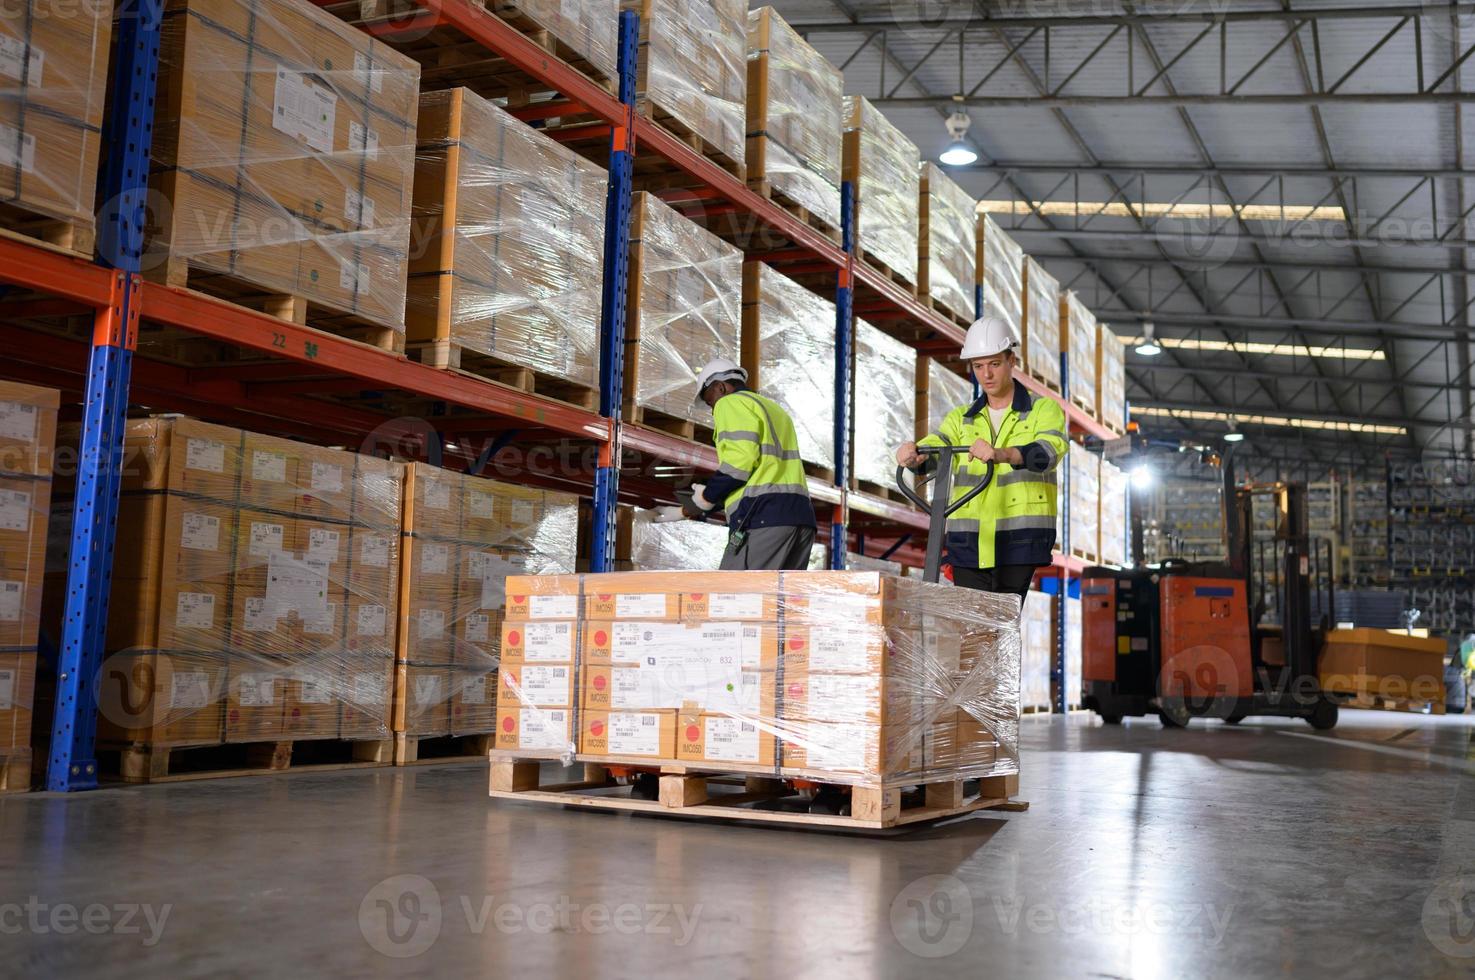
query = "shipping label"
xmin=180 ymin=512 xmax=220 ymax=552
xmin=0 ymin=488 xmax=30 ymax=532
xmin=184 ymin=437 xmax=225 ymax=474
xmin=174 ymin=592 xmax=215 ymax=630
xmin=272 ymin=66 xmax=337 ymax=153
xmin=0 ymin=400 xmax=37 ymax=441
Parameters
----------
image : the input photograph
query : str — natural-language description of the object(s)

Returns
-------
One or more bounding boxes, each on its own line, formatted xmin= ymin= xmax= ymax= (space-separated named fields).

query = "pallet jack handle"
xmin=895 ymin=445 xmax=995 ymax=584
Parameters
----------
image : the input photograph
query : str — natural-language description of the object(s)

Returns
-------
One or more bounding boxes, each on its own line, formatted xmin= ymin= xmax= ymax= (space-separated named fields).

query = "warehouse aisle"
xmin=3 ymin=712 xmax=1472 ymax=978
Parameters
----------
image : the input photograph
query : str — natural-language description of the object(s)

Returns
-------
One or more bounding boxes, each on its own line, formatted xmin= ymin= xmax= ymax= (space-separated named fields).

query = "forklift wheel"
xmin=1098 ymin=713 xmax=1123 ymax=725
xmin=1307 ymin=699 xmax=1339 ymax=731
xmin=629 ymin=773 xmax=661 ymax=801
xmin=1158 ymin=702 xmax=1191 ymax=728
xmin=1223 ymin=714 xmax=1246 ymax=725
xmin=808 ymin=788 xmax=851 ymax=816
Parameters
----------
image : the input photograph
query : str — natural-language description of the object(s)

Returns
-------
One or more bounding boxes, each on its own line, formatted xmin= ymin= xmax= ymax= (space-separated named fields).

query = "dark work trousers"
xmin=950 ymin=564 xmax=1039 ymax=604
xmin=718 ymin=524 xmax=817 ymax=571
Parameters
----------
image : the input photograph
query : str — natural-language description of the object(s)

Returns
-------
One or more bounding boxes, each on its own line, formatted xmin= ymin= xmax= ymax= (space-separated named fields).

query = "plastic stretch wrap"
xmin=0 ymin=1 xmax=110 ymax=233
xmin=843 ymin=96 xmax=918 ymax=284
xmin=855 ymin=319 xmax=917 ymax=488
xmin=919 ymin=163 xmax=976 ymax=324
xmin=409 ymin=88 xmax=606 ymax=388
xmin=628 ymin=192 xmax=743 ymax=425
xmin=843 ymin=552 xmax=904 ymax=575
xmin=746 ymin=7 xmax=842 ymax=231
xmin=742 ymin=262 xmax=836 ymax=470
xmin=397 ymin=464 xmax=578 ymax=738
xmin=493 ymin=0 xmax=617 ymax=79
xmin=922 ymin=359 xmax=974 ymax=439
xmin=1099 ymin=459 xmax=1129 ymax=567
xmin=149 ymin=0 xmax=420 ymax=332
xmin=1063 ymin=291 xmax=1097 ymax=410
xmin=616 ymin=506 xmax=730 ymax=571
xmin=0 ymin=384 xmax=57 ymax=769
xmin=59 ymin=417 xmax=405 ymax=748
xmin=1069 ymin=450 xmax=1100 ymax=560
xmin=630 ymin=0 xmax=745 ymax=165
xmin=1020 ymin=590 xmax=1054 ymax=710
xmin=492 ymin=571 xmax=1021 ymax=789
xmin=977 ymin=214 xmax=1023 ymax=334
xmin=1098 ymin=323 xmax=1127 ymax=429
xmin=1064 ymin=596 xmax=1082 ymax=707
xmin=1022 ymin=256 xmax=1062 ymax=389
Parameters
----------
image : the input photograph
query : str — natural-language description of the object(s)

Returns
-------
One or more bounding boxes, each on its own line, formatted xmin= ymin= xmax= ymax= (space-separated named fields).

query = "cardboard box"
xmin=338 ymin=660 xmax=394 ymax=739
xmin=497 ymin=662 xmax=575 ymax=709
xmin=781 ymin=721 xmax=880 ymax=777
xmin=584 ymin=662 xmax=774 ymax=715
xmin=225 ymin=662 xmax=287 ymax=742
xmin=579 ymin=709 xmax=677 ymax=761
xmin=1021 ymin=256 xmax=1061 ymax=389
xmin=450 ymin=669 xmax=497 ymax=735
xmin=741 ymin=262 xmax=837 ymax=470
xmin=780 ymin=670 xmax=884 ymax=725
xmin=500 ymin=619 xmax=579 ymax=663
xmin=586 ymin=589 xmax=684 ymax=621
xmin=1318 ymin=629 xmax=1449 ymax=699
xmin=0 ymin=653 xmax=37 ymax=752
xmin=918 ymin=162 xmax=975 ymax=324
xmin=677 ymin=711 xmax=777 ymax=767
xmin=494 ymin=704 xmax=573 ymax=754
xmin=95 ymin=651 xmax=227 ymax=748
xmin=395 ymin=664 xmax=450 ymax=737
xmin=630 ymin=0 xmax=746 ymax=167
xmin=842 ymin=96 xmax=919 ymax=284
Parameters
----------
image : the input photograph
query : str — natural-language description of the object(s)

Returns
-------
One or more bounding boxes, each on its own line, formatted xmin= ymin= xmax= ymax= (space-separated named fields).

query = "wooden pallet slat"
xmin=96 ymin=737 xmax=395 ymax=784
xmin=394 ymin=732 xmax=495 ymax=766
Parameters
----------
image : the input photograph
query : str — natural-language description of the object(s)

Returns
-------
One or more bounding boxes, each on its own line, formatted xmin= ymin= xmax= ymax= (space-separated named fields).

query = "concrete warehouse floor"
xmin=3 ymin=711 xmax=1474 ymax=978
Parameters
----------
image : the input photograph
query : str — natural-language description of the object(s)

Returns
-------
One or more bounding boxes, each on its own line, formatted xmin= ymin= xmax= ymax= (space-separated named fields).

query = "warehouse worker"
xmin=681 ymin=357 xmax=817 ymax=570
xmin=895 ymin=316 xmax=1068 ymax=601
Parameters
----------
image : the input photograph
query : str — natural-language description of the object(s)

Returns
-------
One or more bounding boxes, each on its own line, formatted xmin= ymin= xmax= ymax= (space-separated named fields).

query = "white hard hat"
xmin=694 ymin=357 xmax=747 ymax=405
xmin=959 ymin=315 xmax=1020 ymax=360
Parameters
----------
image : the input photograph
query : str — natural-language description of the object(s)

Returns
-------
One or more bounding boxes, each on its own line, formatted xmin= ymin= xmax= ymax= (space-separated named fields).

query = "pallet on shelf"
xmin=1097 ymin=323 xmax=1127 ymax=434
xmin=843 ymin=95 xmax=919 ymax=290
xmin=748 ymin=179 xmax=842 ymax=245
xmin=977 ymin=214 xmax=1023 ymax=338
xmin=1062 ymin=291 xmax=1097 ymax=416
xmin=916 ymin=356 xmax=975 ymax=440
xmin=623 ymin=405 xmax=715 ymax=444
xmin=407 ymin=342 xmax=599 ymax=411
xmin=96 ymin=737 xmax=395 ymax=784
xmin=489 ymin=760 xmax=1025 ymax=832
xmin=1020 ymin=256 xmax=1062 ymax=392
xmin=854 ymin=479 xmax=910 ymax=506
xmin=0 ymin=210 xmax=96 ymax=262
xmin=918 ymin=163 xmax=975 ymax=327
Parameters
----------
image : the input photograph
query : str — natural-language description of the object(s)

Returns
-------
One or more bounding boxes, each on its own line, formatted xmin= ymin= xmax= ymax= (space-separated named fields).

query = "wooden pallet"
xmin=638 ymin=105 xmax=746 ymax=183
xmin=856 ymin=479 xmax=911 ymax=506
xmin=0 ymin=206 xmax=95 ymax=261
xmin=1341 ymin=694 xmax=1447 ymax=715
xmin=1020 ymin=704 xmax=1053 ymax=715
xmin=749 ymin=179 xmax=843 ymax=246
xmin=859 ymin=250 xmax=918 ymax=297
xmin=408 ymin=341 xmax=598 ymax=411
xmin=97 ymin=737 xmax=395 ymax=784
xmin=919 ymin=293 xmax=973 ymax=329
xmin=625 ymin=403 xmax=713 ymax=444
xmin=1070 ymin=391 xmax=1096 ymax=417
xmin=1097 ymin=413 xmax=1127 ymax=436
xmin=1024 ymin=367 xmax=1064 ymax=398
xmin=0 ymin=749 xmax=32 ymax=794
xmin=804 ymin=461 xmax=837 ymax=484
xmin=1071 ymin=547 xmax=1100 ymax=565
xmin=393 ymin=732 xmax=494 ymax=766
xmin=489 ymin=760 xmax=1026 ymax=832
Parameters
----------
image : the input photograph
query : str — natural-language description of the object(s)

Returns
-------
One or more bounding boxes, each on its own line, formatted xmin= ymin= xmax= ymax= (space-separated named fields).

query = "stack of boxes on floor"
xmin=0 ymin=384 xmax=57 ymax=783
xmin=493 ymin=571 xmax=1021 ymax=787
xmin=396 ymin=465 xmax=578 ymax=741
xmin=88 ymin=417 xmax=403 ymax=750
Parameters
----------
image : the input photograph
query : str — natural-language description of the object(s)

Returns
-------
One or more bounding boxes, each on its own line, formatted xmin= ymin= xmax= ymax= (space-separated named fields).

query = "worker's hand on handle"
xmin=969 ymin=439 xmax=999 ymax=463
xmin=895 ymin=441 xmax=924 ymax=468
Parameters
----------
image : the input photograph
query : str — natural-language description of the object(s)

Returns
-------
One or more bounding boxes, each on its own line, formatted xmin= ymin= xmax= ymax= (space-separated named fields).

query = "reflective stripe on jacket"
xmin=916 ymin=382 xmax=1068 ymax=568
xmin=702 ymin=390 xmax=815 ymax=530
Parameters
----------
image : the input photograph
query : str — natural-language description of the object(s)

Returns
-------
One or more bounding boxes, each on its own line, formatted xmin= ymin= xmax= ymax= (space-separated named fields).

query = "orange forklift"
xmin=1081 ymin=442 xmax=1341 ymax=729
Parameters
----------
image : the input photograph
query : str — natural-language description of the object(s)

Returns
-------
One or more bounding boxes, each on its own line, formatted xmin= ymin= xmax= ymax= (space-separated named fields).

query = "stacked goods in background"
xmin=1348 ymin=478 xmax=1390 ymax=586
xmin=628 ymin=0 xmax=746 ymax=171
xmin=0 ymin=1 xmax=111 ymax=254
xmin=918 ymin=163 xmax=977 ymax=325
xmin=745 ymin=7 xmax=843 ymax=234
xmin=1063 ymin=594 xmax=1082 ymax=709
xmin=842 ymin=96 xmax=918 ymax=285
xmin=809 ymin=547 xmax=904 ymax=575
xmin=1097 ymin=323 xmax=1127 ymax=431
xmin=917 ymin=358 xmax=974 ymax=439
xmin=741 ymin=262 xmax=836 ymax=471
xmin=0 ymin=384 xmax=58 ymax=790
xmin=976 ymin=215 xmax=1023 ymax=342
xmin=1098 ymin=459 xmax=1129 ymax=566
xmin=625 ymin=192 xmax=743 ymax=430
xmin=614 ymin=506 xmax=729 ymax=571
xmin=148 ymin=0 xmax=420 ymax=342
xmin=396 ymin=464 xmax=578 ymax=750
xmin=1021 ymin=257 xmax=1062 ymax=391
xmin=1318 ymin=629 xmax=1448 ymax=708
xmin=1069 ymin=450 xmax=1100 ymax=563
xmin=854 ymin=320 xmax=917 ymax=490
xmin=408 ymin=88 xmax=607 ymax=395
xmin=1020 ymin=590 xmax=1054 ymax=712
xmin=493 ymin=570 xmax=1021 ymax=788
xmin=71 ymin=417 xmax=404 ymax=777
xmin=1062 ymin=292 xmax=1098 ymax=414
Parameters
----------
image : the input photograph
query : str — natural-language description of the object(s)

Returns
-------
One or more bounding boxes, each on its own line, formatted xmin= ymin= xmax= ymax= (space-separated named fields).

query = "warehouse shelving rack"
xmin=0 ymin=0 xmax=1118 ymax=788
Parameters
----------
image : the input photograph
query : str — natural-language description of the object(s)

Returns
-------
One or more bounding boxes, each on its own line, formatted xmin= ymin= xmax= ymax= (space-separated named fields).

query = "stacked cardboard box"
xmin=1069 ymin=450 xmax=1099 ymax=562
xmin=1021 ymin=256 xmax=1062 ymax=390
xmin=615 ymin=506 xmax=729 ymax=571
xmin=741 ymin=262 xmax=836 ymax=470
xmin=919 ymin=163 xmax=976 ymax=324
xmin=149 ymin=0 xmax=420 ymax=333
xmin=629 ymin=0 xmax=746 ymax=166
xmin=917 ymin=358 xmax=974 ymax=439
xmin=493 ymin=570 xmax=1022 ymax=787
xmin=1318 ymin=629 xmax=1448 ymax=702
xmin=626 ymin=192 xmax=743 ymax=426
xmin=409 ymin=88 xmax=607 ymax=388
xmin=976 ymin=214 xmax=1023 ymax=340
xmin=1098 ymin=459 xmax=1129 ymax=566
xmin=0 ymin=1 xmax=111 ymax=250
xmin=88 ymin=417 xmax=404 ymax=749
xmin=493 ymin=0 xmax=617 ymax=79
xmin=1098 ymin=323 xmax=1127 ymax=431
xmin=842 ymin=96 xmax=919 ymax=285
xmin=745 ymin=7 xmax=843 ymax=232
xmin=1020 ymin=589 xmax=1054 ymax=711
xmin=0 ymin=383 xmax=58 ymax=783
xmin=1062 ymin=291 xmax=1097 ymax=411
xmin=1063 ymin=595 xmax=1082 ymax=708
xmin=855 ymin=320 xmax=917 ymax=488
xmin=396 ymin=464 xmax=578 ymax=739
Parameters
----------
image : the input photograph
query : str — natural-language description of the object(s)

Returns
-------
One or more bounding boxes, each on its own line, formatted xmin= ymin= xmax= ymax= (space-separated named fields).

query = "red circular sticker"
xmin=595 ymin=630 xmax=609 ymax=645
xmin=690 ymin=594 xmax=704 ymax=601
xmin=511 ymin=595 xmax=525 ymax=604
xmin=228 ymin=709 xmax=239 ymax=722
xmin=507 ymin=630 xmax=522 ymax=646
xmin=788 ymin=637 xmax=805 ymax=650
xmin=591 ymin=720 xmax=605 ymax=737
xmin=599 ymin=594 xmax=612 ymax=602
xmin=686 ymin=725 xmax=700 ymax=741
xmin=501 ymin=716 xmax=515 ymax=733
xmin=593 ymin=675 xmax=607 ymax=691
xmin=788 ymin=682 xmax=804 ymax=697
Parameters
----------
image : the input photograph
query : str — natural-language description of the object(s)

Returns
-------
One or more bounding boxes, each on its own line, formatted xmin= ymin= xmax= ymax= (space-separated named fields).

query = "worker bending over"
xmin=682 ymin=358 xmax=817 ymax=570
xmin=896 ymin=317 xmax=1068 ymax=601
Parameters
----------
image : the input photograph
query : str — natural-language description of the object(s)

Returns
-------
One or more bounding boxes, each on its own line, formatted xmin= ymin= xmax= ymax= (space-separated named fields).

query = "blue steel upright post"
xmin=831 ymin=181 xmax=856 ymax=570
xmin=589 ymin=10 xmax=638 ymax=573
xmin=47 ymin=0 xmax=161 ymax=790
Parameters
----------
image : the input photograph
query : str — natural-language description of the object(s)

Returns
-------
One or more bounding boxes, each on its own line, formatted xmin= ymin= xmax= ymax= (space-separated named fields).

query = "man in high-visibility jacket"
xmin=681 ymin=358 xmax=817 ymax=570
xmin=896 ymin=316 xmax=1068 ymax=600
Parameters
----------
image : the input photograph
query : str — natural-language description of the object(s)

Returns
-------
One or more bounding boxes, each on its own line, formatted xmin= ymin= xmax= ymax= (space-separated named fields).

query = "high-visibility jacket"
xmin=701 ymin=389 xmax=816 ymax=529
xmin=917 ymin=383 xmax=1068 ymax=569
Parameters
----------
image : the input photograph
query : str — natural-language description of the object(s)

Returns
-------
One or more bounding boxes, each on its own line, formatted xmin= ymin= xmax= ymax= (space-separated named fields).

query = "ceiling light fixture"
xmin=1224 ymin=418 xmax=1245 ymax=443
xmin=1135 ymin=406 xmax=1406 ymax=437
xmin=1136 ymin=320 xmax=1162 ymax=357
xmin=939 ymin=108 xmax=979 ymax=167
xmin=1120 ymin=336 xmax=1384 ymax=361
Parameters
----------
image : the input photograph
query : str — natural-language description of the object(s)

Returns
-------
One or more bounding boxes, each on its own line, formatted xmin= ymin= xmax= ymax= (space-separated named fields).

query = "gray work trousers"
xmin=719 ymin=524 xmax=816 ymax=571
